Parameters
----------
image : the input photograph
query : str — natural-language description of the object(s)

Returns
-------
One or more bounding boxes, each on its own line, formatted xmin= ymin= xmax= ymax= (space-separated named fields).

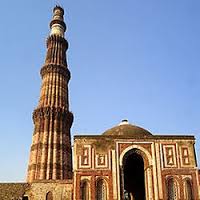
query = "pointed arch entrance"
xmin=119 ymin=146 xmax=154 ymax=200
xmin=123 ymin=149 xmax=145 ymax=200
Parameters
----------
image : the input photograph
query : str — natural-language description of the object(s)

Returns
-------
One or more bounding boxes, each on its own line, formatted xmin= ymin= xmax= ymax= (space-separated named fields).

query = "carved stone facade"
xmin=73 ymin=125 xmax=200 ymax=200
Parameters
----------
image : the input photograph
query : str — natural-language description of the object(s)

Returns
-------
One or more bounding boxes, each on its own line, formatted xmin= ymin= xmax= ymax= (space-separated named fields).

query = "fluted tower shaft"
xmin=27 ymin=6 xmax=73 ymax=182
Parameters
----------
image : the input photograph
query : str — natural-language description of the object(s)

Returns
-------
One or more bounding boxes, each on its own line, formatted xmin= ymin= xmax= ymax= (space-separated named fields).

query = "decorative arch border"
xmin=119 ymin=144 xmax=152 ymax=167
xmin=166 ymin=175 xmax=181 ymax=184
xmin=95 ymin=176 xmax=109 ymax=184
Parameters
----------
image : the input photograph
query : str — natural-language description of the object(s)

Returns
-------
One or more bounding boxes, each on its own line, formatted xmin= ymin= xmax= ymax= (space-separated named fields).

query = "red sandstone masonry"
xmin=27 ymin=6 xmax=73 ymax=183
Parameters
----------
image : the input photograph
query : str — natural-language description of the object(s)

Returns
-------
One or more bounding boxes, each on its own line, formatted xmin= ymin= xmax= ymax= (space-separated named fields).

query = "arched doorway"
xmin=123 ymin=149 xmax=146 ymax=200
xmin=46 ymin=191 xmax=53 ymax=200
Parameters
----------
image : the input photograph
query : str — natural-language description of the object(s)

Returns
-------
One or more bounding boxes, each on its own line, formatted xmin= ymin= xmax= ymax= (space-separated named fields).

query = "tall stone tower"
xmin=27 ymin=6 xmax=73 ymax=182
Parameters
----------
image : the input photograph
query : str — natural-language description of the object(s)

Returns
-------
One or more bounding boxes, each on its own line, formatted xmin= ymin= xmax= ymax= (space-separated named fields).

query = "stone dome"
xmin=103 ymin=120 xmax=152 ymax=137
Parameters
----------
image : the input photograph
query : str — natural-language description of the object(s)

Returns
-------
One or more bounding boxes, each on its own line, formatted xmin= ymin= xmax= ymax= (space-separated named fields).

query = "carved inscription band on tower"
xmin=27 ymin=6 xmax=73 ymax=182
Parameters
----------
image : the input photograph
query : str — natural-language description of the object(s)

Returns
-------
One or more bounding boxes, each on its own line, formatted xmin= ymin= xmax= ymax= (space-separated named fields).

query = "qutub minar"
xmin=27 ymin=5 xmax=73 ymax=182
xmin=0 ymin=6 xmax=200 ymax=200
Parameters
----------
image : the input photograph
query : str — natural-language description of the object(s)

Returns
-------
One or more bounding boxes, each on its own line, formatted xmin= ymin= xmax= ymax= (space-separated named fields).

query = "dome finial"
xmin=119 ymin=119 xmax=129 ymax=126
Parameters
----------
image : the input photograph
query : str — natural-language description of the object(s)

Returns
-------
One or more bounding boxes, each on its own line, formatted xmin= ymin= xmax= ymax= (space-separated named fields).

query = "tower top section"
xmin=50 ymin=6 xmax=66 ymax=37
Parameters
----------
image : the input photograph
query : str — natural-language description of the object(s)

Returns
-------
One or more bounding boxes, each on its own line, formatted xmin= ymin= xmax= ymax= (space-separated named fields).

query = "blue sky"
xmin=0 ymin=0 xmax=199 ymax=181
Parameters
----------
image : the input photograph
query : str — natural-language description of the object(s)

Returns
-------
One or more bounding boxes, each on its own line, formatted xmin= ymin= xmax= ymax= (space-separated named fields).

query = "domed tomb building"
xmin=74 ymin=120 xmax=200 ymax=200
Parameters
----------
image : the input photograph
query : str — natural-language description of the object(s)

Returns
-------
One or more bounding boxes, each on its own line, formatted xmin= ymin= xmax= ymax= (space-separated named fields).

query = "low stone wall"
xmin=0 ymin=180 xmax=73 ymax=200
xmin=25 ymin=180 xmax=73 ymax=200
xmin=0 ymin=183 xmax=29 ymax=200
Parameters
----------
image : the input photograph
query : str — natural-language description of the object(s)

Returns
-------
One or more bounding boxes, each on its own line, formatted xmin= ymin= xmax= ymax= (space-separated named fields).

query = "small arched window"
xmin=185 ymin=179 xmax=193 ymax=200
xmin=167 ymin=178 xmax=178 ymax=200
xmin=46 ymin=191 xmax=53 ymax=200
xmin=96 ymin=179 xmax=107 ymax=200
xmin=80 ymin=180 xmax=90 ymax=200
